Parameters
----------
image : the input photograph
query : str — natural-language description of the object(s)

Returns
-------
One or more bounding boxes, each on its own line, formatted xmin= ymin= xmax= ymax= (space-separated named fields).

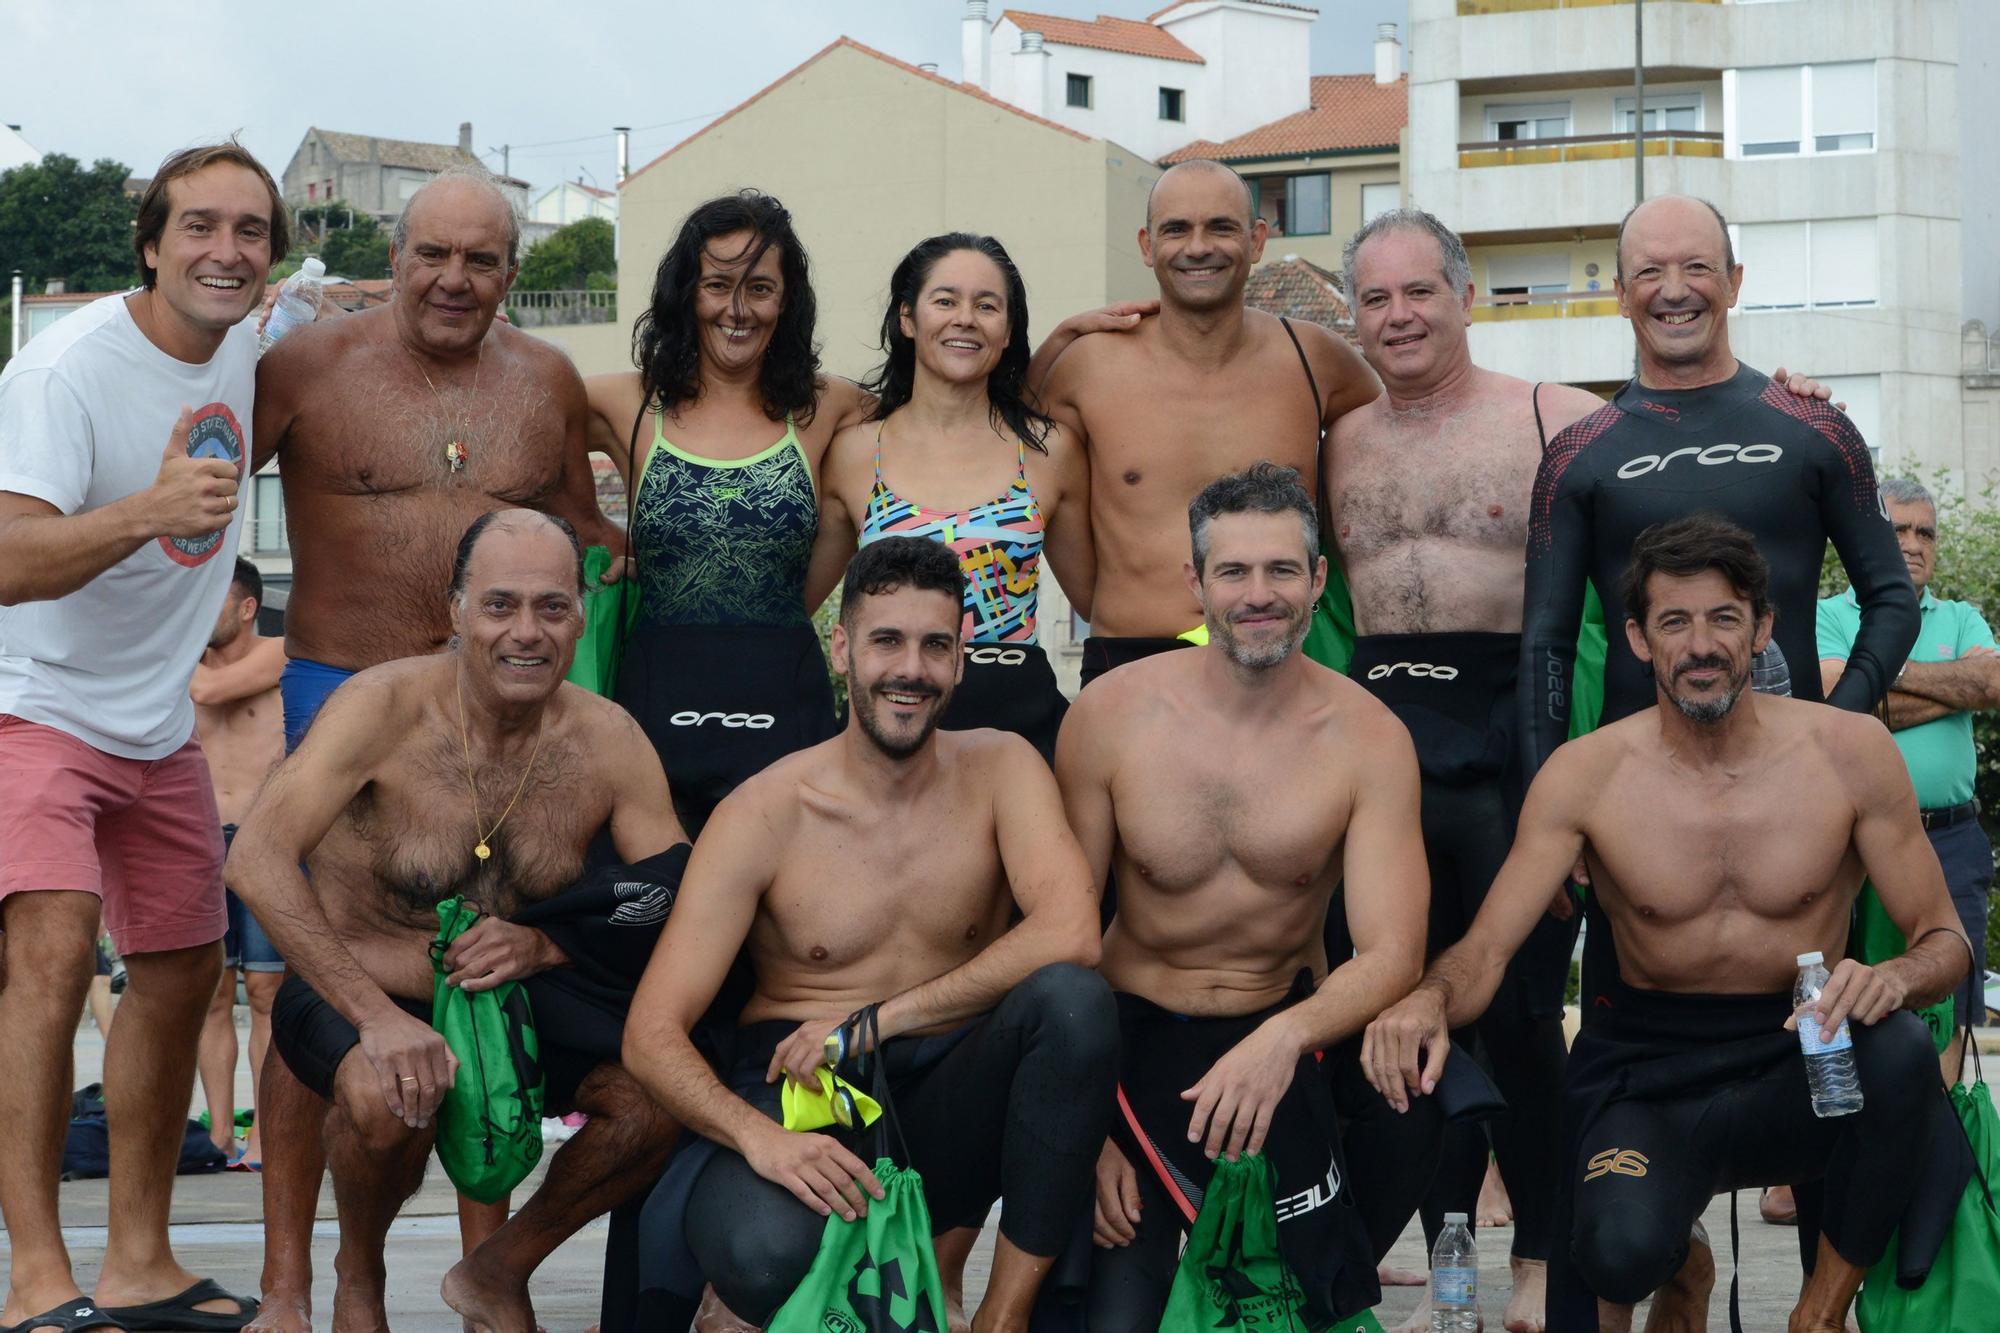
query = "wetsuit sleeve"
xmin=1810 ymin=416 xmax=1918 ymax=712
xmin=508 ymin=843 xmax=692 ymax=992
xmin=1519 ymin=407 xmax=1614 ymax=777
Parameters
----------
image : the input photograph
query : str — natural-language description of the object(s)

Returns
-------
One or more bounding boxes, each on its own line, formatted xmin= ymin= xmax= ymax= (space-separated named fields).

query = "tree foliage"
xmin=516 ymin=216 xmax=615 ymax=291
xmin=292 ymin=201 xmax=390 ymax=281
xmin=0 ymin=154 xmax=138 ymax=296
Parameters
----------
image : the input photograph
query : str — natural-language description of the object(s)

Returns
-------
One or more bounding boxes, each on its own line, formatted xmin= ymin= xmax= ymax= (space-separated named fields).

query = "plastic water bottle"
xmin=1795 ymin=951 xmax=1864 ymax=1117
xmin=1429 ymin=1211 xmax=1478 ymax=1332
xmin=1751 ymin=640 xmax=1792 ymax=696
xmin=257 ymin=256 xmax=327 ymax=355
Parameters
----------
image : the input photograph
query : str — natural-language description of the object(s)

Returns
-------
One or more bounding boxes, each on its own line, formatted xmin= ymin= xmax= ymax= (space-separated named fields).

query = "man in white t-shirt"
xmin=0 ymin=142 xmax=283 ymax=1333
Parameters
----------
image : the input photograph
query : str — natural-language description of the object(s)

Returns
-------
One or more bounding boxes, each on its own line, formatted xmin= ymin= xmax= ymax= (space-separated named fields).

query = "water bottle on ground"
xmin=1795 ymin=951 xmax=1864 ymax=1117
xmin=1429 ymin=1211 xmax=1479 ymax=1332
xmin=257 ymin=256 xmax=327 ymax=355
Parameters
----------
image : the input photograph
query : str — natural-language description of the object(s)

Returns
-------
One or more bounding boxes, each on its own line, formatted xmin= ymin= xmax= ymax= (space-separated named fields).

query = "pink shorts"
xmin=0 ymin=714 xmax=227 ymax=957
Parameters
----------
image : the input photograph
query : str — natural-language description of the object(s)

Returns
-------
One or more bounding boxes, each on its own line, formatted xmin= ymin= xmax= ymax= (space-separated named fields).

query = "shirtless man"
xmin=194 ymin=558 xmax=287 ymax=1167
xmin=1057 ymin=463 xmax=1428 ymax=1330
xmin=1363 ymin=514 xmax=1968 ymax=1333
xmin=623 ymin=536 xmax=1113 ymax=1333
xmin=1034 ymin=158 xmax=1379 ymax=683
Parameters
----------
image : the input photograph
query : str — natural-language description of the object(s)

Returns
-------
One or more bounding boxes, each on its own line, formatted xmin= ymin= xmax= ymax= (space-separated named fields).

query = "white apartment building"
xmin=1408 ymin=0 xmax=1972 ymax=477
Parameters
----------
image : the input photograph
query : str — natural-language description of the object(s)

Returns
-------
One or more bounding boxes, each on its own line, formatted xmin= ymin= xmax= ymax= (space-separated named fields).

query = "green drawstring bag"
xmin=566 ymin=545 xmax=642 ymax=698
xmin=1856 ymin=1045 xmax=2000 ymax=1332
xmin=768 ymin=1006 xmax=949 ymax=1333
xmin=429 ymin=896 xmax=544 ymax=1204
xmin=1161 ymin=1152 xmax=1384 ymax=1333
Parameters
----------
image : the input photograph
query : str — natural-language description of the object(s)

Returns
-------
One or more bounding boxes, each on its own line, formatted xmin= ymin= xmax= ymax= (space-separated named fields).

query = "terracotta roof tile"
xmin=999 ymin=10 xmax=1204 ymax=63
xmin=1161 ymin=73 xmax=1406 ymax=163
xmin=1244 ymin=256 xmax=1353 ymax=333
xmin=626 ymin=36 xmax=1088 ymax=185
xmin=1148 ymin=0 xmax=1319 ymax=19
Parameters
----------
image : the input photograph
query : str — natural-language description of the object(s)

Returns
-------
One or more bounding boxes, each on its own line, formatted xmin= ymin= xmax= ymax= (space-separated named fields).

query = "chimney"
xmin=1014 ymin=29 xmax=1051 ymax=116
xmin=44 ymin=278 xmax=64 ymax=296
xmin=458 ymin=121 xmax=473 ymax=154
xmin=614 ymin=126 xmax=631 ymax=183
xmin=962 ymin=0 xmax=990 ymax=89
xmin=1374 ymin=23 xmax=1402 ymax=85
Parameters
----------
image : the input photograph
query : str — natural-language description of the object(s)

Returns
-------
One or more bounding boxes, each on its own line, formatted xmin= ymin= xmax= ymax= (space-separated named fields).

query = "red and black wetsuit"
xmin=1520 ymin=363 xmax=1917 ymax=776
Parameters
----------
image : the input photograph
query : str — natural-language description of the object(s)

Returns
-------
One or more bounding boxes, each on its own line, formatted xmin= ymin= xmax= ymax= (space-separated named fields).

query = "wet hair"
xmin=392 ymin=165 xmax=523 ymax=268
xmin=229 ymin=557 xmax=263 ymax=611
xmin=134 ymin=139 xmax=290 ymax=290
xmin=1342 ymin=207 xmax=1472 ymax=305
xmin=1620 ymin=513 xmax=1771 ymax=627
xmin=1614 ymin=195 xmax=1736 ymax=283
xmin=1146 ymin=159 xmax=1255 ymax=229
xmin=1188 ymin=462 xmax=1320 ymax=577
xmin=449 ymin=511 xmax=586 ymax=601
xmin=631 ymin=190 xmax=820 ymax=424
xmin=862 ymin=232 xmax=1053 ymax=452
xmin=838 ymin=537 xmax=966 ymax=631
xmin=1878 ymin=477 xmax=1935 ymax=512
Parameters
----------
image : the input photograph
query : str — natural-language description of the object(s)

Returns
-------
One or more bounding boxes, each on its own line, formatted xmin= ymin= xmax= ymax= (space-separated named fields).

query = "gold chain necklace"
xmin=453 ymin=666 xmax=544 ymax=862
xmin=413 ymin=340 xmax=484 ymax=473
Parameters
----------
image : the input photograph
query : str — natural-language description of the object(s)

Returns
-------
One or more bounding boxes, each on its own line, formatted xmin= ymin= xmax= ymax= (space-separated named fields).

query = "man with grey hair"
xmin=1819 ymin=476 xmax=2000 ymax=1081
xmin=1057 ymin=462 xmax=1430 ymax=1330
xmin=244 ymin=167 xmax=622 ymax=1331
xmin=1033 ymin=158 xmax=1381 ymax=687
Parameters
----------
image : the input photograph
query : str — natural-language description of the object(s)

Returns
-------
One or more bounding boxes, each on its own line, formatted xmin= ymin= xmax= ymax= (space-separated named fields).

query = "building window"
xmin=1732 ymin=62 xmax=1875 ymax=158
xmin=1814 ymin=375 xmax=1883 ymax=461
xmin=306 ymin=182 xmax=317 ymax=202
xmin=1615 ymin=93 xmax=1703 ymax=133
xmin=1486 ymin=101 xmax=1570 ymax=142
xmin=1253 ymin=173 xmax=1332 ymax=236
xmin=1360 ymin=182 xmax=1400 ymax=224
xmin=1159 ymin=87 xmax=1185 ymax=122
xmin=252 ymin=476 xmax=288 ymax=555
xmin=1486 ymin=252 xmax=1571 ymax=299
xmin=1067 ymin=73 xmax=1092 ymax=109
xmin=1732 ymin=218 xmax=1877 ymax=310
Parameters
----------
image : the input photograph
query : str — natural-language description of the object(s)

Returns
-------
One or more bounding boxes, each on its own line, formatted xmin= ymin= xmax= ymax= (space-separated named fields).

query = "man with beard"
xmin=622 ymin=536 xmax=1115 ymax=1332
xmin=1365 ymin=514 xmax=1967 ymax=1332
xmin=1056 ymin=464 xmax=1429 ymax=1331
xmin=1034 ymin=159 xmax=1379 ymax=686
xmin=228 ymin=510 xmax=690 ymax=1333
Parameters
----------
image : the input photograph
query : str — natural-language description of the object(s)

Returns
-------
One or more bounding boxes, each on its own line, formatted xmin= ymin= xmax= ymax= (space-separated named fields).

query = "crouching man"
xmin=228 ymin=510 xmax=690 ymax=1333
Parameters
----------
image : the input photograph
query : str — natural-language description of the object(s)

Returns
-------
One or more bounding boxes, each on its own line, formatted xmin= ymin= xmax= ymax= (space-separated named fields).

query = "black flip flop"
xmin=99 ymin=1280 xmax=257 ymax=1332
xmin=0 ymin=1296 xmax=128 ymax=1332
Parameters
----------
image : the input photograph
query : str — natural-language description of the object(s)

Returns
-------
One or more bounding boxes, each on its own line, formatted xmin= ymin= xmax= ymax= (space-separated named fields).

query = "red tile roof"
xmin=1244 ymin=256 xmax=1352 ymax=333
xmin=1149 ymin=0 xmax=1319 ymax=19
xmin=626 ymin=36 xmax=1088 ymax=185
xmin=999 ymin=10 xmax=1204 ymax=64
xmin=1161 ymin=73 xmax=1407 ymax=163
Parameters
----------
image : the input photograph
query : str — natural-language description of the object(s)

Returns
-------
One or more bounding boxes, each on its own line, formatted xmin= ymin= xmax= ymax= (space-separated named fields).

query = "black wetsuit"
xmin=1520 ymin=364 xmax=1917 ymax=775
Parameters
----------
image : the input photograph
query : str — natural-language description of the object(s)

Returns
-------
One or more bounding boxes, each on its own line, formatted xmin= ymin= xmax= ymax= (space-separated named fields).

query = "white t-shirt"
xmin=0 ymin=293 xmax=253 ymax=759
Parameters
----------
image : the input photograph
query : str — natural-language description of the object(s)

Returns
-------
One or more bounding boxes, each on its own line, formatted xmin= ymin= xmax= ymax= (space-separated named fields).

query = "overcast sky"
xmin=4 ymin=0 xmax=1406 ymax=192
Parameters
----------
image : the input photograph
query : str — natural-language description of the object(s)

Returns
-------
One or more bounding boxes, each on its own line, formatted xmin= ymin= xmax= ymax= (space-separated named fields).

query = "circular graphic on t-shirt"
xmin=157 ymin=402 xmax=246 ymax=568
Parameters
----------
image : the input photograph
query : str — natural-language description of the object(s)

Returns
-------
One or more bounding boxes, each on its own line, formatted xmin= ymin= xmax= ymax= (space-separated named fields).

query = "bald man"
xmin=1035 ymin=159 xmax=1379 ymax=685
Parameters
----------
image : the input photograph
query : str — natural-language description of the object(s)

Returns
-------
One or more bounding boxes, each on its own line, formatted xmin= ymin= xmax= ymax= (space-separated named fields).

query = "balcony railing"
xmin=1470 ymin=291 xmax=1622 ymax=322
xmin=1459 ymin=131 xmax=1722 ymax=169
xmin=505 ymin=289 xmax=618 ymax=328
xmin=1458 ymin=0 xmax=1718 ymax=14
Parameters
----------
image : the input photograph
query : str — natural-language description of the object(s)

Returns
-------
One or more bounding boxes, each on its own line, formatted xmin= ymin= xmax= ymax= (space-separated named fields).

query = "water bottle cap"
xmin=299 ymin=257 xmax=326 ymax=278
xmin=1444 ymin=1211 xmax=1468 ymax=1224
xmin=1796 ymin=951 xmax=1823 ymax=966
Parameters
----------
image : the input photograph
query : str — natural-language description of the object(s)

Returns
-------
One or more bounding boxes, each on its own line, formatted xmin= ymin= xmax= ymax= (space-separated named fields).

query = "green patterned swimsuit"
xmin=628 ymin=415 xmax=817 ymax=629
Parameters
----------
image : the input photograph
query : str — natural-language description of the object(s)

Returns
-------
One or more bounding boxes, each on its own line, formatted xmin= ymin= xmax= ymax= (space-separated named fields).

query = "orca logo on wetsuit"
xmin=1271 ymin=1158 xmax=1344 ymax=1221
xmin=965 ymin=647 xmax=1028 ymax=666
xmin=667 ymin=711 xmax=776 ymax=729
xmin=1365 ymin=662 xmax=1460 ymax=682
xmin=1614 ymin=443 xmax=1783 ymax=480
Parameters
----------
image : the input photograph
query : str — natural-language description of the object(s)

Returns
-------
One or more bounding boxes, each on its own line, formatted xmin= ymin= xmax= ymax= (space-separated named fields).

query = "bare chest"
xmin=1329 ymin=420 xmax=1536 ymax=563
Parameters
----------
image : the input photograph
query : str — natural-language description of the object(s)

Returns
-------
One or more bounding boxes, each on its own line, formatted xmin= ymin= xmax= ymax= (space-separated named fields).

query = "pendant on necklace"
xmin=447 ymin=441 xmax=468 ymax=472
xmin=474 ymin=842 xmax=491 ymax=861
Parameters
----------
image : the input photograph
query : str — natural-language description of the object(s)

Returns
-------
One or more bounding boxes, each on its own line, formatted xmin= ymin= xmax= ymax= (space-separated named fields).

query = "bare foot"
xmin=441 ymin=1251 xmax=537 ymax=1333
xmin=1503 ymin=1256 xmax=1545 ymax=1332
xmin=1478 ymin=1159 xmax=1515 ymax=1228
xmin=1641 ymin=1222 xmax=1713 ymax=1333
xmin=1760 ymin=1184 xmax=1799 ymax=1226
xmin=244 ymin=1291 xmax=312 ymax=1333
xmin=1377 ymin=1263 xmax=1427 ymax=1287
xmin=693 ymin=1285 xmax=761 ymax=1332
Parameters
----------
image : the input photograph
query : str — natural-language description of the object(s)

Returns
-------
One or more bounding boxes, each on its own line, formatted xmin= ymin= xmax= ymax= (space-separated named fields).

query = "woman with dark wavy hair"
xmin=818 ymin=232 xmax=1093 ymax=763
xmin=583 ymin=190 xmax=872 ymax=834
